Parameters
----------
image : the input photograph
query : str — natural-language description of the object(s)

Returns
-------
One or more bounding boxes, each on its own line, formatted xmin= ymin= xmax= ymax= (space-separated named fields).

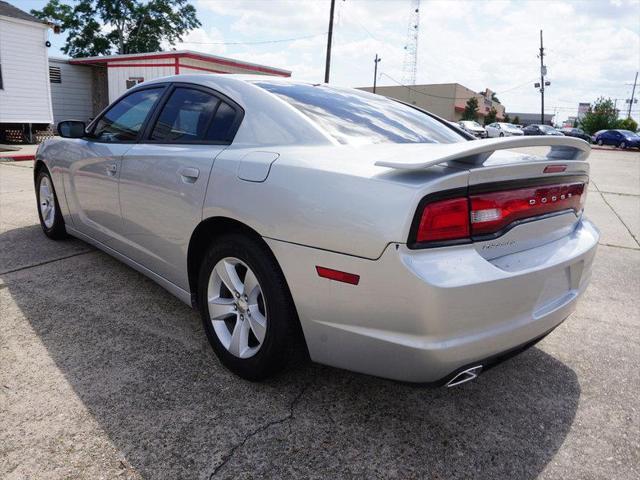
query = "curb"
xmin=0 ymin=154 xmax=35 ymax=161
xmin=590 ymin=146 xmax=637 ymax=152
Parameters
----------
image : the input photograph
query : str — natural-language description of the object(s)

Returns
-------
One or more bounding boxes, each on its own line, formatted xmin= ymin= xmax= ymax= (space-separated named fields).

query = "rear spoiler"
xmin=374 ymin=136 xmax=590 ymax=170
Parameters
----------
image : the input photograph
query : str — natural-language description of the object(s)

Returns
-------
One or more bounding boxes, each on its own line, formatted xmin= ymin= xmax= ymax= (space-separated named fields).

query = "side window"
xmin=151 ymin=87 xmax=219 ymax=142
xmin=150 ymin=87 xmax=239 ymax=143
xmin=92 ymin=88 xmax=162 ymax=142
xmin=206 ymin=102 xmax=237 ymax=142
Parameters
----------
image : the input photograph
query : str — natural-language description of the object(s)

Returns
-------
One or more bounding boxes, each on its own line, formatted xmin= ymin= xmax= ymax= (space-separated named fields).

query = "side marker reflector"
xmin=316 ymin=266 xmax=360 ymax=285
xmin=543 ymin=165 xmax=567 ymax=173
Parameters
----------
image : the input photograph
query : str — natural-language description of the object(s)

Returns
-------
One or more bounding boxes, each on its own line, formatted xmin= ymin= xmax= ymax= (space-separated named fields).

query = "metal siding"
xmin=107 ymin=63 xmax=174 ymax=102
xmin=0 ymin=17 xmax=52 ymax=123
xmin=50 ymin=60 xmax=94 ymax=124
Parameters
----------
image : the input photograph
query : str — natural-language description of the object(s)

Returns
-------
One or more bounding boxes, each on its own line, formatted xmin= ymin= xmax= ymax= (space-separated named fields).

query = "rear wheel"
xmin=198 ymin=234 xmax=300 ymax=380
xmin=35 ymin=170 xmax=67 ymax=239
xmin=499 ymin=132 xmax=504 ymax=137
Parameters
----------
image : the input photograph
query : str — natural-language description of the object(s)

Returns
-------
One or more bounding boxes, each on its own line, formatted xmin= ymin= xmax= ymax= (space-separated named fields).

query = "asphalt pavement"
xmin=1 ymin=148 xmax=638 ymax=479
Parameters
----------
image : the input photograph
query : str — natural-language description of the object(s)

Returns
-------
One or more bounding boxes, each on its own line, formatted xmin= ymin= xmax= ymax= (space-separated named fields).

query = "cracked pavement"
xmin=1 ymin=147 xmax=639 ymax=479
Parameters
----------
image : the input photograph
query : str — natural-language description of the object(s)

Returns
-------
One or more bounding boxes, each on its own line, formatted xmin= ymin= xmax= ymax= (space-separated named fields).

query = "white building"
xmin=69 ymin=50 xmax=292 ymax=104
xmin=0 ymin=1 xmax=53 ymax=142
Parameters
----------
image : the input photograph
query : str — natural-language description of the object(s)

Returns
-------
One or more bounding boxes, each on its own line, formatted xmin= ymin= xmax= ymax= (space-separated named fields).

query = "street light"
xmin=373 ymin=54 xmax=382 ymax=94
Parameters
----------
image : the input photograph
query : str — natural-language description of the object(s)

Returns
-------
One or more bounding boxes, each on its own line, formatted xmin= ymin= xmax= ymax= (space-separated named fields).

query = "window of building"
xmin=49 ymin=66 xmax=61 ymax=83
xmin=150 ymin=87 xmax=238 ymax=143
xmin=92 ymin=87 xmax=162 ymax=142
xmin=126 ymin=77 xmax=145 ymax=89
xmin=0 ymin=60 xmax=3 ymax=90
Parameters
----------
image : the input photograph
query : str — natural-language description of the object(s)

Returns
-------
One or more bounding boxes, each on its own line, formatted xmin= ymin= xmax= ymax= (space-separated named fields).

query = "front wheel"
xmin=36 ymin=169 xmax=67 ymax=239
xmin=619 ymin=141 xmax=626 ymax=149
xmin=198 ymin=234 xmax=301 ymax=380
xmin=597 ymin=139 xmax=604 ymax=146
xmin=499 ymin=132 xmax=504 ymax=137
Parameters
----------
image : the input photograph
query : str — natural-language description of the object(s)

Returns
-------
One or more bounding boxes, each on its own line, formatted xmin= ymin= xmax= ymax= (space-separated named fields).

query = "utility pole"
xmin=538 ymin=30 xmax=548 ymax=124
xmin=627 ymin=71 xmax=638 ymax=118
xmin=534 ymin=31 xmax=552 ymax=124
xmin=373 ymin=54 xmax=381 ymax=94
xmin=324 ymin=0 xmax=336 ymax=83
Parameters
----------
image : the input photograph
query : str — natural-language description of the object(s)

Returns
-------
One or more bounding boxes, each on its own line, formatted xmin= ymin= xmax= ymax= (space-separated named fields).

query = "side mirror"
xmin=57 ymin=120 xmax=86 ymax=138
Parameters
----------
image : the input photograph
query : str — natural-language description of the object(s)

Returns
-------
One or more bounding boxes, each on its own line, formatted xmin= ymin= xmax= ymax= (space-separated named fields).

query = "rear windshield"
xmin=254 ymin=82 xmax=464 ymax=145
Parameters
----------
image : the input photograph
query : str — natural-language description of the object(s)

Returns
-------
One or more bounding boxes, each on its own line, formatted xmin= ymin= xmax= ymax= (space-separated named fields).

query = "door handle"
xmin=178 ymin=167 xmax=200 ymax=184
xmin=106 ymin=163 xmax=117 ymax=176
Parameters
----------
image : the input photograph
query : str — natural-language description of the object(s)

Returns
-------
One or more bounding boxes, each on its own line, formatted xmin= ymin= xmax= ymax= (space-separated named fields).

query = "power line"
xmin=178 ymin=32 xmax=327 ymax=46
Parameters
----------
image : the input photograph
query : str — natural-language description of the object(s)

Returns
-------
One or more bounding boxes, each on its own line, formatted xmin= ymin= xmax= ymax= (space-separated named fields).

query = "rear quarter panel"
xmin=202 ymin=145 xmax=469 ymax=259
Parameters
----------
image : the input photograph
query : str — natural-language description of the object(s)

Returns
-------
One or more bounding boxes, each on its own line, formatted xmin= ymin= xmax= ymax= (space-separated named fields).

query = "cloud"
xmin=168 ymin=26 xmax=227 ymax=55
xmin=183 ymin=0 xmax=640 ymax=121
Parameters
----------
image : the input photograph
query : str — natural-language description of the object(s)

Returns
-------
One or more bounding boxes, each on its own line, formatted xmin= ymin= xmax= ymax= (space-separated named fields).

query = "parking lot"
xmin=0 ymin=147 xmax=638 ymax=479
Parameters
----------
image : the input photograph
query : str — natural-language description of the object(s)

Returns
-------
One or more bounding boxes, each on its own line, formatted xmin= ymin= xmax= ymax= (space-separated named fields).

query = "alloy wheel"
xmin=207 ymin=257 xmax=267 ymax=359
xmin=39 ymin=176 xmax=56 ymax=228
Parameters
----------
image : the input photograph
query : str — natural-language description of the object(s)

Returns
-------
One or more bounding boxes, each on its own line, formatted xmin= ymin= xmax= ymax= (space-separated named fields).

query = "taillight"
xmin=470 ymin=183 xmax=585 ymax=236
xmin=412 ymin=181 xmax=586 ymax=246
xmin=416 ymin=197 xmax=469 ymax=243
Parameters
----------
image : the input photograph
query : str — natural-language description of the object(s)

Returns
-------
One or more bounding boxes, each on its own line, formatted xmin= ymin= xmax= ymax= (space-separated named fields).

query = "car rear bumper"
xmin=266 ymin=218 xmax=599 ymax=383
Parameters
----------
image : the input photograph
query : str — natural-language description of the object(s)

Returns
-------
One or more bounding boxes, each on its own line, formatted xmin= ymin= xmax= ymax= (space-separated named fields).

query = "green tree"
xmin=491 ymin=92 xmax=500 ymax=104
xmin=503 ymin=113 xmax=511 ymax=123
xmin=484 ymin=107 xmax=498 ymax=125
xmin=461 ymin=97 xmax=479 ymax=121
xmin=31 ymin=0 xmax=200 ymax=57
xmin=578 ymin=97 xmax=619 ymax=135
xmin=513 ymin=115 xmax=520 ymax=125
xmin=615 ymin=117 xmax=638 ymax=132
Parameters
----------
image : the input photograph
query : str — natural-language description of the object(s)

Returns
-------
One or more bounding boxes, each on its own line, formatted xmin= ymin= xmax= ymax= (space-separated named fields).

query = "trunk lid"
xmin=377 ymin=137 xmax=591 ymax=258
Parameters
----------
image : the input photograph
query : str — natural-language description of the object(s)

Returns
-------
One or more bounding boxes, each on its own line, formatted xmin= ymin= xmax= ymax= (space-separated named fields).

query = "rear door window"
xmin=150 ymin=87 xmax=239 ymax=143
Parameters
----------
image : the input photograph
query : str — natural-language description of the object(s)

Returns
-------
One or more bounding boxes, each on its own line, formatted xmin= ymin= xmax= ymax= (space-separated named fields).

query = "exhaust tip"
xmin=446 ymin=365 xmax=483 ymax=388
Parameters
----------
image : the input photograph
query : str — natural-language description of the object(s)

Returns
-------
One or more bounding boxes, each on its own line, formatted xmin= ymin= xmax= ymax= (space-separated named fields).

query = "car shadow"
xmin=1 ymin=225 xmax=581 ymax=479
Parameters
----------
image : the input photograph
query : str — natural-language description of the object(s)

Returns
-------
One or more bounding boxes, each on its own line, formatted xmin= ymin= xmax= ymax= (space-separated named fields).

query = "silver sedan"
xmin=35 ymin=75 xmax=598 ymax=386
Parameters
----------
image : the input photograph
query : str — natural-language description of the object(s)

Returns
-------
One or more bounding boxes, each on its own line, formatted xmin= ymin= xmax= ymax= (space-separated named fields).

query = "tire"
xmin=620 ymin=142 xmax=626 ymax=149
xmin=198 ymin=233 xmax=301 ymax=380
xmin=35 ymin=169 xmax=67 ymax=240
xmin=597 ymin=139 xmax=603 ymax=146
xmin=499 ymin=132 xmax=504 ymax=137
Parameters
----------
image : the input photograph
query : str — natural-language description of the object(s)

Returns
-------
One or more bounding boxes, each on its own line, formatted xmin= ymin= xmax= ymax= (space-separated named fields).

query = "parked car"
xmin=523 ymin=124 xmax=565 ymax=136
xmin=591 ymin=129 xmax=607 ymax=143
xmin=485 ymin=122 xmax=524 ymax=137
xmin=458 ymin=120 xmax=488 ymax=138
xmin=595 ymin=129 xmax=640 ymax=149
xmin=561 ymin=127 xmax=591 ymax=142
xmin=36 ymin=75 xmax=598 ymax=386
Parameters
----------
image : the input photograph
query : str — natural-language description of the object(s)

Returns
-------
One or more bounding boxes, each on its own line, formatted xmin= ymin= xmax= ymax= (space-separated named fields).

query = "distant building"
xmin=358 ymin=83 xmax=505 ymax=123
xmin=577 ymin=102 xmax=590 ymax=120
xmin=68 ymin=51 xmax=291 ymax=105
xmin=0 ymin=1 xmax=53 ymax=142
xmin=507 ymin=112 xmax=554 ymax=126
xmin=48 ymin=50 xmax=292 ymax=126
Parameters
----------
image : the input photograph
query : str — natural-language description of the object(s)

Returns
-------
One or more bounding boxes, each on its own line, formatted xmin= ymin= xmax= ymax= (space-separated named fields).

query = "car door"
xmin=613 ymin=131 xmax=624 ymax=146
xmin=66 ymin=86 xmax=165 ymax=246
xmin=117 ymin=84 xmax=243 ymax=289
xmin=603 ymin=131 xmax=616 ymax=145
xmin=486 ymin=123 xmax=497 ymax=137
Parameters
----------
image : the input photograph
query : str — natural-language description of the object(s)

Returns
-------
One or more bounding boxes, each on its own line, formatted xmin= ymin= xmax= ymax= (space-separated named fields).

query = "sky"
xmin=21 ymin=0 xmax=640 ymax=123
